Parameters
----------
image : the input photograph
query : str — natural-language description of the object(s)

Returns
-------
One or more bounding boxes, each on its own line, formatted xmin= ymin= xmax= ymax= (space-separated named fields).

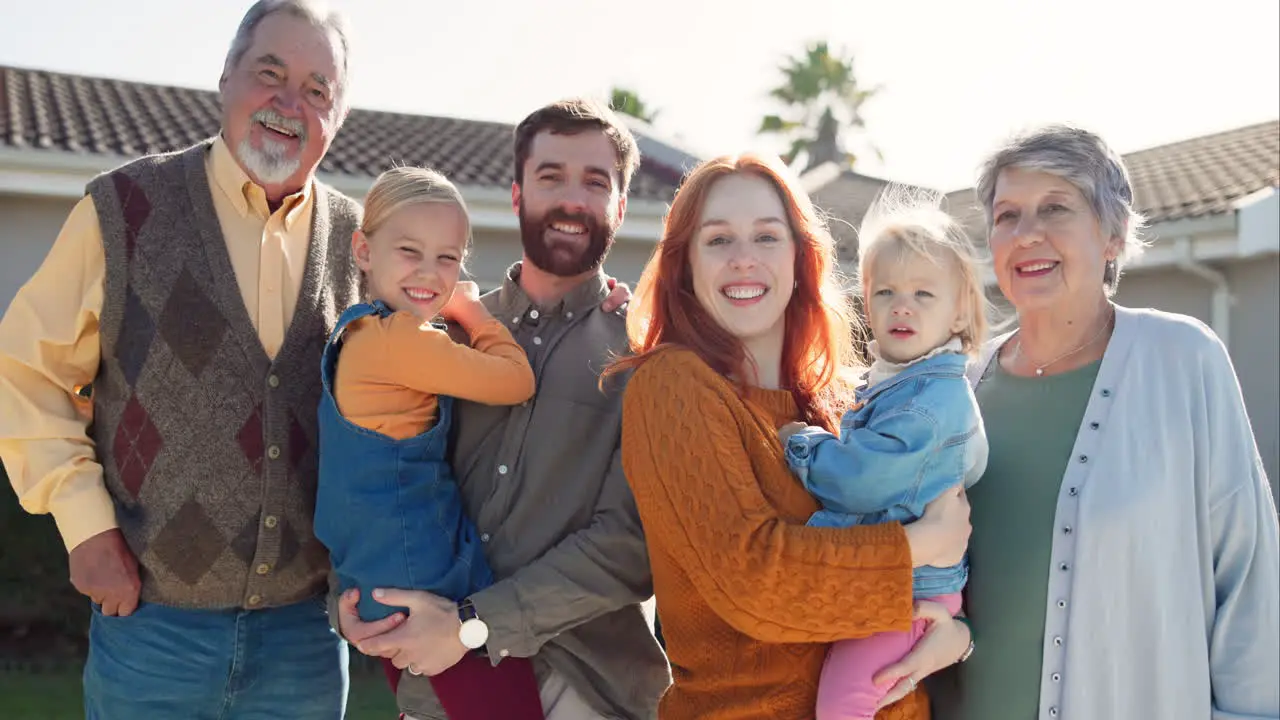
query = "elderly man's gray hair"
xmin=976 ymin=124 xmax=1148 ymax=293
xmin=223 ymin=0 xmax=351 ymax=101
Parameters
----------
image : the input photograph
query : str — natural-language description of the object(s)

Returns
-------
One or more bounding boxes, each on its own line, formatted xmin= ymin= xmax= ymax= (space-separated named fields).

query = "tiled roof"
xmin=1123 ymin=120 xmax=1278 ymax=223
xmin=0 ymin=65 xmax=684 ymax=201
xmin=815 ymin=119 xmax=1280 ymax=255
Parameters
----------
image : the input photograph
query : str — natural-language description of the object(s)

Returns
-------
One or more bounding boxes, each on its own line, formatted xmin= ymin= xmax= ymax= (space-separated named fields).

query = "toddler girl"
xmin=780 ymin=187 xmax=989 ymax=720
xmin=314 ymin=166 xmax=543 ymax=720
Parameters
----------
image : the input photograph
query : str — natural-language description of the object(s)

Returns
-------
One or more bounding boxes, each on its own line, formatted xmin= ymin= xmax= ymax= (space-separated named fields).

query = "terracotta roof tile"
xmin=0 ymin=65 xmax=682 ymax=201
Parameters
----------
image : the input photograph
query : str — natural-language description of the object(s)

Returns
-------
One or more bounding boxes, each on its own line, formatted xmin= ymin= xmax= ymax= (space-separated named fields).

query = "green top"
xmin=930 ymin=357 xmax=1101 ymax=720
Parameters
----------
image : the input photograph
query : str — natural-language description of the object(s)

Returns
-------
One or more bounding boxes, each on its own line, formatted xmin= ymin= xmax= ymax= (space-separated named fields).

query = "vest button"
xmin=256 ymin=563 xmax=271 ymax=575
xmin=268 ymin=375 xmax=280 ymax=388
xmin=264 ymin=515 xmax=278 ymax=529
xmin=268 ymin=446 xmax=281 ymax=460
xmin=247 ymin=594 xmax=263 ymax=607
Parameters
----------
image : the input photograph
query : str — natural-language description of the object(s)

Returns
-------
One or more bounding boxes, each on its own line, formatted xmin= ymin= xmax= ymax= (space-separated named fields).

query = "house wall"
xmin=0 ymin=194 xmax=75 ymax=311
xmin=1112 ymin=260 xmax=1279 ymax=500
xmin=1 ymin=193 xmax=657 ymax=313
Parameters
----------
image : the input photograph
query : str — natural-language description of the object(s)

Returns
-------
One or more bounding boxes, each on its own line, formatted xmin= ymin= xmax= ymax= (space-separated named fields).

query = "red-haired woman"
xmin=608 ymin=155 xmax=972 ymax=720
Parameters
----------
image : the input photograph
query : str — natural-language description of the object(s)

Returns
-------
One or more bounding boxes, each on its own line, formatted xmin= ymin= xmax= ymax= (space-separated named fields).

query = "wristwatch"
xmin=457 ymin=599 xmax=489 ymax=650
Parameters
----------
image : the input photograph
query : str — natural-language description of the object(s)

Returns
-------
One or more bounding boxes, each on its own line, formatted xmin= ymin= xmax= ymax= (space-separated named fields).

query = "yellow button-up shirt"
xmin=0 ymin=136 xmax=315 ymax=551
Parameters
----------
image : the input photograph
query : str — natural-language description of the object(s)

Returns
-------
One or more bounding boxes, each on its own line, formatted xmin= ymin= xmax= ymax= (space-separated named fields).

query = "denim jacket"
xmin=784 ymin=348 xmax=987 ymax=598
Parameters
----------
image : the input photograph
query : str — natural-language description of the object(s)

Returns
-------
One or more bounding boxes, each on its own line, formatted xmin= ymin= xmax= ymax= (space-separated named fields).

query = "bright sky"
xmin=1 ymin=0 xmax=1276 ymax=192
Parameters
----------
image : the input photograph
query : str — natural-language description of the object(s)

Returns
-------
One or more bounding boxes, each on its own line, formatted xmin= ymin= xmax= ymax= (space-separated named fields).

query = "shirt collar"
xmin=494 ymin=262 xmax=611 ymax=321
xmin=866 ymin=336 xmax=966 ymax=388
xmin=209 ymin=135 xmax=313 ymax=230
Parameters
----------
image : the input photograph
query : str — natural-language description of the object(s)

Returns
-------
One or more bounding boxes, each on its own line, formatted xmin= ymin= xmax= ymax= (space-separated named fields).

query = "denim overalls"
xmin=314 ymin=301 xmax=492 ymax=621
xmin=785 ymin=351 xmax=987 ymax=598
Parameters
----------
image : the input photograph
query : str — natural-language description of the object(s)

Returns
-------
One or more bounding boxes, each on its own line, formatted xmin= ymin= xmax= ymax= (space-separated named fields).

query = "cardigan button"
xmin=1101 ymin=388 xmax=1112 ymax=397
xmin=1089 ymin=421 xmax=1100 ymax=430
xmin=1050 ymin=707 xmax=1059 ymax=717
xmin=267 ymin=445 xmax=281 ymax=460
xmin=1078 ymin=454 xmax=1088 ymax=463
xmin=268 ymin=374 xmax=280 ymax=388
xmin=1063 ymin=526 xmax=1072 ymax=534
xmin=1058 ymin=600 xmax=1067 ymax=609
xmin=1052 ymin=673 xmax=1061 ymax=682
xmin=1053 ymin=636 xmax=1063 ymax=647
xmin=1069 ymin=487 xmax=1078 ymax=496
xmin=1060 ymin=562 xmax=1070 ymax=572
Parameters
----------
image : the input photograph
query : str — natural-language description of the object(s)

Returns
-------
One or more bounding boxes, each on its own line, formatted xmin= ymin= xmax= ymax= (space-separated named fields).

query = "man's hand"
xmin=69 ymin=528 xmax=141 ymax=616
xmin=602 ymin=277 xmax=631 ymax=313
xmin=336 ymin=589 xmax=405 ymax=650
xmin=357 ymin=589 xmax=469 ymax=677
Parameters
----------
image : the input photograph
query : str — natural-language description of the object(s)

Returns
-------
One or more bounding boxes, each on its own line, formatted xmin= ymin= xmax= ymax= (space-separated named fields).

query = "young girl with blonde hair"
xmin=314 ymin=166 xmax=544 ymax=720
xmin=779 ymin=185 xmax=989 ymax=720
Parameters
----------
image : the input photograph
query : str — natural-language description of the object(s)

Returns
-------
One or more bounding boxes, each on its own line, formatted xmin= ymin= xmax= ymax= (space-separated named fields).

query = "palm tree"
xmin=609 ymin=87 xmax=660 ymax=124
xmin=758 ymin=41 xmax=881 ymax=172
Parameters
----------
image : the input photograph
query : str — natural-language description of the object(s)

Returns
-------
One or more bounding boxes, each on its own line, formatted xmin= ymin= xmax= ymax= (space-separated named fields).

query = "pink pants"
xmin=814 ymin=592 xmax=964 ymax=720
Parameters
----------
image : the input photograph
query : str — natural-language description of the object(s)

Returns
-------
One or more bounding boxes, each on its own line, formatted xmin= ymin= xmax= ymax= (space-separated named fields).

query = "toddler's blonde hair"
xmin=361 ymin=165 xmax=472 ymax=257
xmin=855 ymin=185 xmax=991 ymax=355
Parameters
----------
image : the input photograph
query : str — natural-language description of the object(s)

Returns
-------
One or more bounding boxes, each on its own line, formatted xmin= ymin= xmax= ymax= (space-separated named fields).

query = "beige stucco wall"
xmin=0 ymin=194 xmax=76 ymax=311
xmin=0 ymin=194 xmax=656 ymax=314
xmin=1114 ymin=260 xmax=1279 ymax=499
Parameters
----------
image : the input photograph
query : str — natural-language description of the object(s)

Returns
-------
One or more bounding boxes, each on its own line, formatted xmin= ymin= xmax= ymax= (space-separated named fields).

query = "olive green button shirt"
xmin=397 ymin=263 xmax=670 ymax=720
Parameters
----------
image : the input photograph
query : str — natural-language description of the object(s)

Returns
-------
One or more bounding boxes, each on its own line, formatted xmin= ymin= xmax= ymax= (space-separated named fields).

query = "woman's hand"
xmin=872 ymin=602 xmax=972 ymax=710
xmin=903 ymin=486 xmax=971 ymax=568
xmin=777 ymin=421 xmax=807 ymax=445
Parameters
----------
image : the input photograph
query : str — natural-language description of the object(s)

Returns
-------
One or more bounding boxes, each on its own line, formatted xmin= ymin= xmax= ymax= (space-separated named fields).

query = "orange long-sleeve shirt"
xmin=620 ymin=348 xmax=927 ymax=720
xmin=333 ymin=311 xmax=535 ymax=440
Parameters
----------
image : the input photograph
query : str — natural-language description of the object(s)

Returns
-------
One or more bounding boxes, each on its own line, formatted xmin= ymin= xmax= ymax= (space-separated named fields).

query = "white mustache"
xmin=251 ymin=110 xmax=307 ymax=142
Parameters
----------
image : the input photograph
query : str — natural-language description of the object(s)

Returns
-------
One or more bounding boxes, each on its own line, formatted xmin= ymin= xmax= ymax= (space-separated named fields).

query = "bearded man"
xmin=333 ymin=98 xmax=672 ymax=720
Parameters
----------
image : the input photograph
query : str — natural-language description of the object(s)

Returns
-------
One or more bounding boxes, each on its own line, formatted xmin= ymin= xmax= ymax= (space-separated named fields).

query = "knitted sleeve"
xmin=621 ymin=350 xmax=914 ymax=643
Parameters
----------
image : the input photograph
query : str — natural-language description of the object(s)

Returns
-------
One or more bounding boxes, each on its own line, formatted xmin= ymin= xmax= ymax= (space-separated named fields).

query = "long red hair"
xmin=605 ymin=153 xmax=859 ymax=430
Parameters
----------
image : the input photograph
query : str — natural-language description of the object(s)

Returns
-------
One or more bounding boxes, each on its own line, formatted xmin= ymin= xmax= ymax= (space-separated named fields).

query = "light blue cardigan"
xmin=968 ymin=305 xmax=1279 ymax=720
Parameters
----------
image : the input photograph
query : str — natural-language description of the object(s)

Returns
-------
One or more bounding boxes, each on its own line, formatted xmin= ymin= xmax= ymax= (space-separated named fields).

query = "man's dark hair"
xmin=513 ymin=98 xmax=641 ymax=196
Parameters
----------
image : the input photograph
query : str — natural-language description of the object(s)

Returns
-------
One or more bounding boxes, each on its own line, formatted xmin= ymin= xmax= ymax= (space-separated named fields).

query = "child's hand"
xmin=777 ymin=421 xmax=807 ymax=445
xmin=441 ymin=281 xmax=489 ymax=328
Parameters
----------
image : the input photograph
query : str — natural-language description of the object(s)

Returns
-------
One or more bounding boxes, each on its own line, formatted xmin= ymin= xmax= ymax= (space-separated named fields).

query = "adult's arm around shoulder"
xmin=620 ymin=349 xmax=914 ymax=643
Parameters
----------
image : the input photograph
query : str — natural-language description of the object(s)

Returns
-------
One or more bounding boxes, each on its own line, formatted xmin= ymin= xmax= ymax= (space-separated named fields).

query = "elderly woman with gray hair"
xmin=911 ymin=125 xmax=1280 ymax=720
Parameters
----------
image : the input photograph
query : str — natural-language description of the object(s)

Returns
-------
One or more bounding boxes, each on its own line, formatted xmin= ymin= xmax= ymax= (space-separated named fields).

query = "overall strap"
xmin=320 ymin=301 xmax=392 ymax=392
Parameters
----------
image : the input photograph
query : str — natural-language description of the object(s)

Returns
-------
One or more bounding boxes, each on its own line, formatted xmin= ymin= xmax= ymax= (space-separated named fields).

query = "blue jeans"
xmin=83 ymin=597 xmax=348 ymax=720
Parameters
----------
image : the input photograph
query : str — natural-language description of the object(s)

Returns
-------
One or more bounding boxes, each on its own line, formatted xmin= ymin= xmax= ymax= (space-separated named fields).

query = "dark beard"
xmin=518 ymin=203 xmax=615 ymax=278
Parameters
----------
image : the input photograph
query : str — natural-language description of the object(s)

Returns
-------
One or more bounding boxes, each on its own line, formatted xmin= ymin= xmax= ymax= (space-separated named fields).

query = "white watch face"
xmin=459 ymin=618 xmax=489 ymax=649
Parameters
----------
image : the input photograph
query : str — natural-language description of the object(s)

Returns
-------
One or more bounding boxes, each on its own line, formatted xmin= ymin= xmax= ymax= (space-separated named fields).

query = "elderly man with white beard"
xmin=0 ymin=1 xmax=364 ymax=717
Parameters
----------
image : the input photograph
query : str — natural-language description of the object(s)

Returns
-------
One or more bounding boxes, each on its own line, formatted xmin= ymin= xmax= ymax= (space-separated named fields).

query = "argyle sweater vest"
xmin=86 ymin=140 xmax=362 ymax=610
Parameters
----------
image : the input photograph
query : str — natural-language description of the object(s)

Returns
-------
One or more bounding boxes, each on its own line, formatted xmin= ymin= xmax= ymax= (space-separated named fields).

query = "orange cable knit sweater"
xmin=621 ymin=348 xmax=929 ymax=720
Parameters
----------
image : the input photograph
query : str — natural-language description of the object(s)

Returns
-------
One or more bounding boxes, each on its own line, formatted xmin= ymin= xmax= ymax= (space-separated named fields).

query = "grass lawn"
xmin=0 ymin=668 xmax=400 ymax=719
